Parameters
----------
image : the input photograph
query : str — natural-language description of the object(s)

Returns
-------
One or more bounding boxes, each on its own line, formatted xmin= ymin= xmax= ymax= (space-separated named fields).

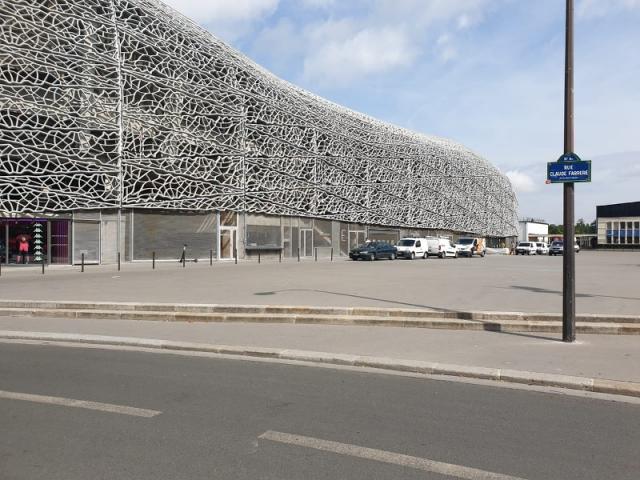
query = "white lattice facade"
xmin=1 ymin=0 xmax=518 ymax=241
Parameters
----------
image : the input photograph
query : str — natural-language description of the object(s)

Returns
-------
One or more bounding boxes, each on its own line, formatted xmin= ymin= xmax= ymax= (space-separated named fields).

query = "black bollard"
xmin=81 ymin=253 xmax=85 ymax=272
xmin=234 ymin=248 xmax=237 ymax=264
xmin=152 ymin=251 xmax=156 ymax=269
xmin=331 ymin=247 xmax=333 ymax=262
xmin=315 ymin=248 xmax=317 ymax=262
xmin=117 ymin=252 xmax=121 ymax=271
xmin=258 ymin=251 xmax=261 ymax=264
xmin=210 ymin=249 xmax=213 ymax=266
xmin=279 ymin=250 xmax=282 ymax=263
xmin=297 ymin=247 xmax=300 ymax=262
xmin=42 ymin=258 xmax=45 ymax=275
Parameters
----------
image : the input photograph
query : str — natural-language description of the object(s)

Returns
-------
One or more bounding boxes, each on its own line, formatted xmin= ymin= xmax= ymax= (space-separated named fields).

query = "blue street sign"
xmin=547 ymin=159 xmax=591 ymax=183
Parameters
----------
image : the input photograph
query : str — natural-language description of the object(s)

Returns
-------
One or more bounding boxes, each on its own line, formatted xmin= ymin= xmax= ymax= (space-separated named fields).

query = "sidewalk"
xmin=1 ymin=315 xmax=638 ymax=390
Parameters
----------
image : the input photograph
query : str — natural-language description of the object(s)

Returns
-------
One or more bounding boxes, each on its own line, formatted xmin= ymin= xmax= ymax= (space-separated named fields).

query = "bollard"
xmin=210 ymin=249 xmax=213 ymax=266
xmin=0 ymin=259 xmax=2 ymax=276
xmin=152 ymin=251 xmax=156 ymax=269
xmin=234 ymin=248 xmax=237 ymax=264
xmin=297 ymin=247 xmax=300 ymax=262
xmin=81 ymin=253 xmax=85 ymax=272
xmin=331 ymin=247 xmax=333 ymax=262
xmin=315 ymin=247 xmax=317 ymax=262
xmin=279 ymin=249 xmax=282 ymax=263
xmin=117 ymin=252 xmax=121 ymax=271
xmin=258 ymin=251 xmax=261 ymax=264
xmin=42 ymin=258 xmax=45 ymax=275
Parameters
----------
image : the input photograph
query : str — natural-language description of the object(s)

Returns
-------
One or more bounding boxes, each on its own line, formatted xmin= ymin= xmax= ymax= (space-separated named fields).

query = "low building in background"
xmin=597 ymin=202 xmax=640 ymax=248
xmin=518 ymin=219 xmax=549 ymax=244
xmin=0 ymin=0 xmax=518 ymax=265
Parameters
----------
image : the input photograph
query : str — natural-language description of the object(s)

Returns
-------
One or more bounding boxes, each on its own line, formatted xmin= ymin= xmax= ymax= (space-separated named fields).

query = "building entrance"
xmin=349 ymin=230 xmax=366 ymax=251
xmin=300 ymin=228 xmax=313 ymax=257
xmin=0 ymin=218 xmax=70 ymax=265
xmin=219 ymin=228 xmax=236 ymax=260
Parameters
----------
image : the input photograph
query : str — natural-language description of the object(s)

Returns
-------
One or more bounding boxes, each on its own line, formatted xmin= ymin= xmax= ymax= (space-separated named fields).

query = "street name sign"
xmin=547 ymin=153 xmax=591 ymax=183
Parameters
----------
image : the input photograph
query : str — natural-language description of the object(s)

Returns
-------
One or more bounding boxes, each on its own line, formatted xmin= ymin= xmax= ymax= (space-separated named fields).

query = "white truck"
xmin=454 ymin=237 xmax=486 ymax=257
xmin=395 ymin=237 xmax=428 ymax=259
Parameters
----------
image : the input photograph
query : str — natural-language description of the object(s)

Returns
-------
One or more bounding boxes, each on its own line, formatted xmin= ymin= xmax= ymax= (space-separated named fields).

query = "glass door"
xmin=219 ymin=228 xmax=236 ymax=260
xmin=349 ymin=230 xmax=366 ymax=250
xmin=300 ymin=228 xmax=313 ymax=257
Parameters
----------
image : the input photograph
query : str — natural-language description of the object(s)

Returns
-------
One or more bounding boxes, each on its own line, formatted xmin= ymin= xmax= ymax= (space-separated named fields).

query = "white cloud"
xmin=162 ymin=0 xmax=279 ymax=23
xmin=506 ymin=170 xmax=539 ymax=193
xmin=162 ymin=0 xmax=279 ymax=41
xmin=303 ymin=26 xmax=418 ymax=84
xmin=577 ymin=0 xmax=640 ymax=18
xmin=299 ymin=0 xmax=336 ymax=8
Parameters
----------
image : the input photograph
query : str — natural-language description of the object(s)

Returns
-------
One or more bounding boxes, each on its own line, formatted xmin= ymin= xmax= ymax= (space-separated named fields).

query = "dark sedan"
xmin=349 ymin=241 xmax=397 ymax=261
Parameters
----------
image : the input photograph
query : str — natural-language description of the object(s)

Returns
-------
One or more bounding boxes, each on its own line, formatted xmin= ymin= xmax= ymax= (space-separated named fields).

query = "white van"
xmin=395 ymin=237 xmax=428 ymax=259
xmin=454 ymin=237 xmax=486 ymax=257
xmin=426 ymin=237 xmax=458 ymax=258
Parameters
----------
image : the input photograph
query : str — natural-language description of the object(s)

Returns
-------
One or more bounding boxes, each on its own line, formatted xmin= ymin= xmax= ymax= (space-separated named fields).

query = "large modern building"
xmin=0 ymin=0 xmax=518 ymax=265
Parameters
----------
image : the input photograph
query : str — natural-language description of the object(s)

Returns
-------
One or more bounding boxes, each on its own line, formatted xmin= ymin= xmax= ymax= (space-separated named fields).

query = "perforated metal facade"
xmin=1 ymin=0 xmax=518 ymax=237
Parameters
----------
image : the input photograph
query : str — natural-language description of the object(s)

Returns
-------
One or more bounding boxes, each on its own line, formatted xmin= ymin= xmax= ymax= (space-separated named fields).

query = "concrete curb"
xmin=2 ymin=330 xmax=639 ymax=399
xmin=0 ymin=300 xmax=638 ymax=323
xmin=0 ymin=303 xmax=638 ymax=335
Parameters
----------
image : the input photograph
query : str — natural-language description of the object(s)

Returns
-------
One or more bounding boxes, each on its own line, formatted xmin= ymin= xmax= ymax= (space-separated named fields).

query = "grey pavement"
xmin=1 ymin=251 xmax=640 ymax=314
xmin=1 ymin=315 xmax=638 ymax=383
xmin=2 ymin=342 xmax=640 ymax=480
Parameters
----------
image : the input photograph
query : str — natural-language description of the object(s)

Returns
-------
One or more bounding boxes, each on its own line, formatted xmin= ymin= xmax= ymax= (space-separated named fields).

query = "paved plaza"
xmin=0 ymin=251 xmax=638 ymax=315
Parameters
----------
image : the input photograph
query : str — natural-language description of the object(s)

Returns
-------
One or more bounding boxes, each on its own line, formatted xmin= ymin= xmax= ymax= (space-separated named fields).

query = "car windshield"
xmin=518 ymin=242 xmax=530 ymax=246
xmin=552 ymin=241 xmax=563 ymax=246
xmin=398 ymin=239 xmax=415 ymax=246
xmin=458 ymin=239 xmax=474 ymax=245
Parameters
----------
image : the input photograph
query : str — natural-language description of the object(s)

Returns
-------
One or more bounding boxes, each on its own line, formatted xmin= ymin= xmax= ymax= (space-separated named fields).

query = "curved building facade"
xmin=1 ymin=0 xmax=517 ymax=264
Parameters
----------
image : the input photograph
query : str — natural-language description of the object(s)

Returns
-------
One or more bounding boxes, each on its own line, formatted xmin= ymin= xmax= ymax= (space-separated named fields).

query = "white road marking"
xmin=0 ymin=390 xmax=161 ymax=418
xmin=259 ymin=430 xmax=528 ymax=480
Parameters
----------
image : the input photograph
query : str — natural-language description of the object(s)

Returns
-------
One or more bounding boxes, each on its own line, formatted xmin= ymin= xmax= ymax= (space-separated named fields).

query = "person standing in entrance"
xmin=17 ymin=235 xmax=29 ymax=264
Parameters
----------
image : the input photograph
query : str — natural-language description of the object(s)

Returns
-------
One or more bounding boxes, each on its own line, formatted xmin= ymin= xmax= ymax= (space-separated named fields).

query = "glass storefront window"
xmin=50 ymin=220 xmax=70 ymax=264
xmin=3 ymin=219 xmax=47 ymax=264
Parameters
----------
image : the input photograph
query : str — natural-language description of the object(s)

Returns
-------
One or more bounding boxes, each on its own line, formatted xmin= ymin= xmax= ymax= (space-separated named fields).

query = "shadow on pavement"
xmin=507 ymin=285 xmax=640 ymax=301
xmin=254 ymin=288 xmax=562 ymax=342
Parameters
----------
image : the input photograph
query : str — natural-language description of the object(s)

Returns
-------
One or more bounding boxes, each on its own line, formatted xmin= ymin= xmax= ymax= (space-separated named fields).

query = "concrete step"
xmin=0 ymin=306 xmax=638 ymax=334
xmin=0 ymin=300 xmax=637 ymax=324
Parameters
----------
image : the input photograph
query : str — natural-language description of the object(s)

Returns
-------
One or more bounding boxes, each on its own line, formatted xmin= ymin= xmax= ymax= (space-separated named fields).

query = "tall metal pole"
xmin=563 ymin=0 xmax=576 ymax=342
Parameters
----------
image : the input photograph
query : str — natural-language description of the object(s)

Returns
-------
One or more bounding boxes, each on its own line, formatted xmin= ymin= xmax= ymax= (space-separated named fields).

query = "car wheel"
xmin=454 ymin=251 xmax=458 ymax=258
xmin=480 ymin=252 xmax=485 ymax=257
xmin=439 ymin=252 xmax=444 ymax=259
xmin=390 ymin=253 xmax=396 ymax=260
xmin=410 ymin=252 xmax=415 ymax=260
xmin=370 ymin=253 xmax=376 ymax=261
xmin=423 ymin=252 xmax=428 ymax=259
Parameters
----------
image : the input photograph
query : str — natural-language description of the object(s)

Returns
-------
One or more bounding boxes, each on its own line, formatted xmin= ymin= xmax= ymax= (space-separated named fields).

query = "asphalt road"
xmin=1 ymin=342 xmax=639 ymax=480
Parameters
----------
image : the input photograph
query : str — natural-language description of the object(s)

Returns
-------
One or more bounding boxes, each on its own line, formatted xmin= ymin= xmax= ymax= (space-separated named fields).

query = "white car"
xmin=515 ymin=242 xmax=537 ymax=255
xmin=536 ymin=242 xmax=549 ymax=255
xmin=426 ymin=237 xmax=458 ymax=258
xmin=395 ymin=237 xmax=428 ymax=259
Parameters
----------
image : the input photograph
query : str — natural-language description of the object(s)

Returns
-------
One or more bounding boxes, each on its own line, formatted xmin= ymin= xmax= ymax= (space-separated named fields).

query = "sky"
xmin=162 ymin=0 xmax=640 ymax=224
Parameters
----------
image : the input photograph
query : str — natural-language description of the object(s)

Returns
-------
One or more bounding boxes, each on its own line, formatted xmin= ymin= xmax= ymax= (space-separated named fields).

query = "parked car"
xmin=515 ymin=241 xmax=537 ymax=255
xmin=536 ymin=242 xmax=549 ymax=255
xmin=349 ymin=241 xmax=397 ymax=261
xmin=548 ymin=240 xmax=580 ymax=256
xmin=454 ymin=237 xmax=486 ymax=257
xmin=395 ymin=237 xmax=428 ymax=259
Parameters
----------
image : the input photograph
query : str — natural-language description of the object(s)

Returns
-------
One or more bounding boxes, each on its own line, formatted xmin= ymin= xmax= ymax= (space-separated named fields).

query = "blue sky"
xmin=163 ymin=0 xmax=640 ymax=224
